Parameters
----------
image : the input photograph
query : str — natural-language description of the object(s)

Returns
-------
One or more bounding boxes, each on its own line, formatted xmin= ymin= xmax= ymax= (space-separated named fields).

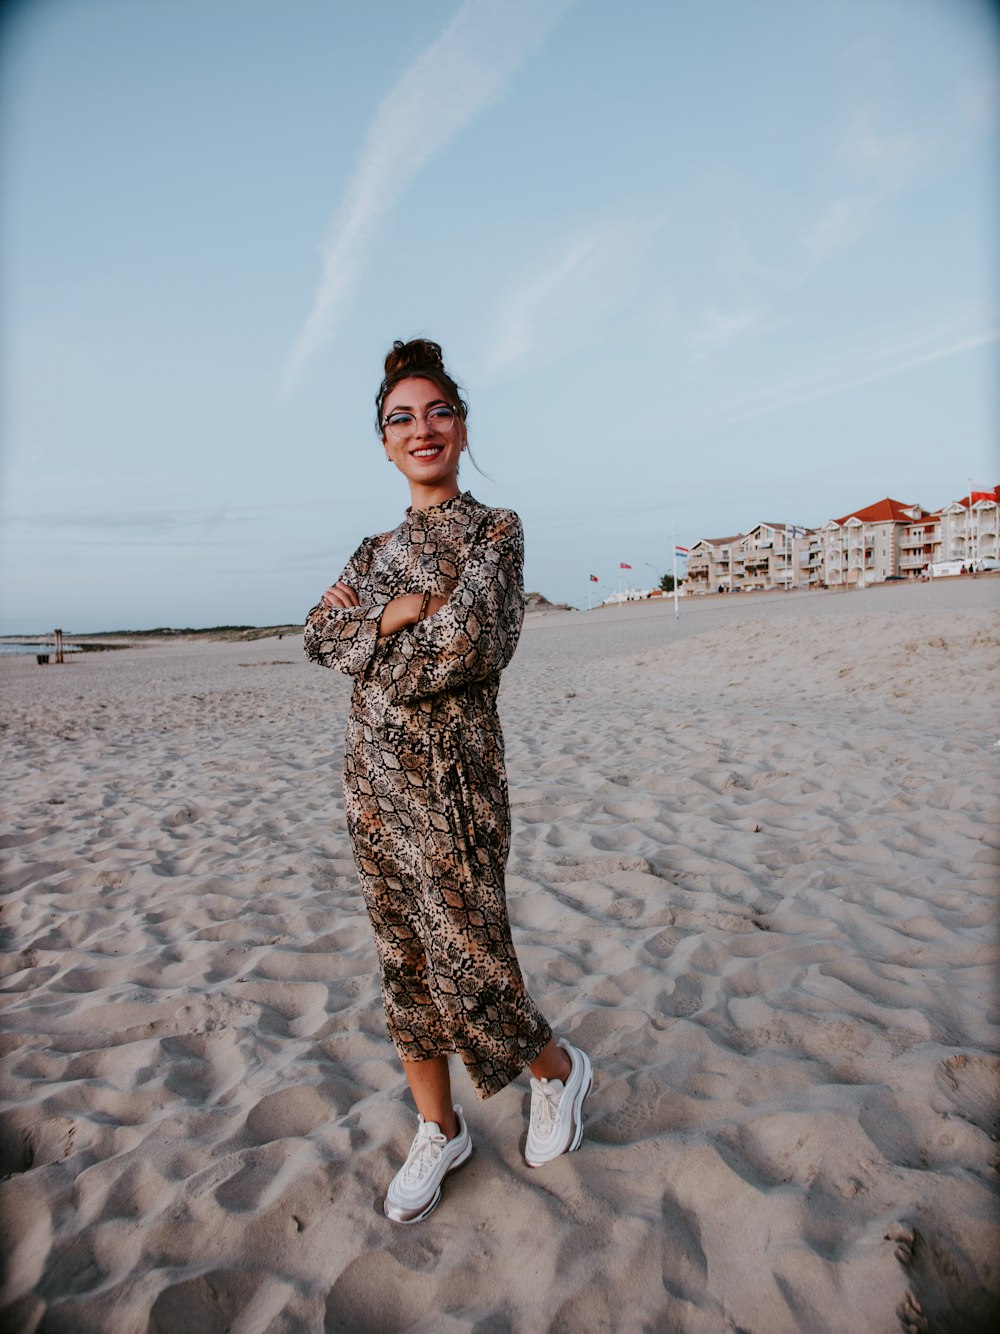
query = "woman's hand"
xmin=322 ymin=581 xmax=359 ymax=609
xmin=379 ymin=593 xmax=447 ymax=637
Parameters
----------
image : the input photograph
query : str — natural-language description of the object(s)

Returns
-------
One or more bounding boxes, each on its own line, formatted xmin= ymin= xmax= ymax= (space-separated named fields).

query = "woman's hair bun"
xmin=383 ymin=338 xmax=446 ymax=379
xmin=375 ymin=337 xmax=468 ymax=433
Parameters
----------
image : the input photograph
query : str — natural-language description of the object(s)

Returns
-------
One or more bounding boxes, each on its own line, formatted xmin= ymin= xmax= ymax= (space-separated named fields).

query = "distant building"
xmin=742 ymin=522 xmax=812 ymax=591
xmin=686 ymin=525 xmax=812 ymax=594
xmin=899 ymin=511 xmax=940 ymax=578
xmin=937 ymin=488 xmax=1000 ymax=569
xmin=686 ymin=535 xmax=744 ymax=594
xmin=600 ymin=588 xmax=653 ymax=604
xmin=686 ymin=487 xmax=999 ymax=592
xmin=882 ymin=488 xmax=999 ymax=580
xmin=811 ymin=497 xmax=926 ymax=587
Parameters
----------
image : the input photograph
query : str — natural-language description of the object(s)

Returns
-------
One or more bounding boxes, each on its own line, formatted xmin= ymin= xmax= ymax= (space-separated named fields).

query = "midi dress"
xmin=304 ymin=491 xmax=552 ymax=1098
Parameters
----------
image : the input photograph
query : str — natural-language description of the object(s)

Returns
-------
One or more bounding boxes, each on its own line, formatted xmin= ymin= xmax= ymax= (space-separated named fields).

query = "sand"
xmin=1 ymin=579 xmax=998 ymax=1333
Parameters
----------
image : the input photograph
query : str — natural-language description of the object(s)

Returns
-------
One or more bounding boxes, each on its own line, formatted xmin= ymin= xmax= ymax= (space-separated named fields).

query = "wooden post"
xmin=54 ymin=628 xmax=64 ymax=664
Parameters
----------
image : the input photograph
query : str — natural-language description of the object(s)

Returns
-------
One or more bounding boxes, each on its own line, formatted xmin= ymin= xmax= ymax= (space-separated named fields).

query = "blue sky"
xmin=1 ymin=0 xmax=996 ymax=631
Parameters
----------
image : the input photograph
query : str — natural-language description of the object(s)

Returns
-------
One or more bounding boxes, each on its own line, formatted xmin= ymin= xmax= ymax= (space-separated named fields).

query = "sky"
xmin=1 ymin=0 xmax=997 ymax=632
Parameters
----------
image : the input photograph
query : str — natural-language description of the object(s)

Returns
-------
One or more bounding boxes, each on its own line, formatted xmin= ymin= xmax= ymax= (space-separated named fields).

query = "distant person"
xmin=304 ymin=338 xmax=592 ymax=1224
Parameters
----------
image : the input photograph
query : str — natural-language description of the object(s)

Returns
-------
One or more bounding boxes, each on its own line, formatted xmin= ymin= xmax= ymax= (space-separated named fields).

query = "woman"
xmin=304 ymin=338 xmax=592 ymax=1224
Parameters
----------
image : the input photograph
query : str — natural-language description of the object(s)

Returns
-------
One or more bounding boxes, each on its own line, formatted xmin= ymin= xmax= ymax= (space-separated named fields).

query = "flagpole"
xmin=672 ymin=519 xmax=680 ymax=620
xmin=968 ymin=478 xmax=974 ymax=569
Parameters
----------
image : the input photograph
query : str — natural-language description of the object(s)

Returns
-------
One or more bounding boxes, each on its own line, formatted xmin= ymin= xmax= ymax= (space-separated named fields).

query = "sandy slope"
xmin=1 ymin=580 xmax=998 ymax=1333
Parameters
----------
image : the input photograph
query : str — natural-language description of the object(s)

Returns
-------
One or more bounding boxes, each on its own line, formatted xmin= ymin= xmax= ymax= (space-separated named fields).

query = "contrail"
xmin=712 ymin=328 xmax=999 ymax=428
xmin=281 ymin=0 xmax=575 ymax=391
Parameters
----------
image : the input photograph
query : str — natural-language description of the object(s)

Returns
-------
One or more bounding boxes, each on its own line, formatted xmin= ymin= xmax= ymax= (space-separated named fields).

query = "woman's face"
xmin=381 ymin=377 xmax=466 ymax=489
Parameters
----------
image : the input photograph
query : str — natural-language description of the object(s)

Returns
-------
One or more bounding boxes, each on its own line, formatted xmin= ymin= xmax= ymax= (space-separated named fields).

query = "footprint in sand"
xmin=934 ymin=1053 xmax=1000 ymax=1137
xmin=0 ymin=1115 xmax=79 ymax=1175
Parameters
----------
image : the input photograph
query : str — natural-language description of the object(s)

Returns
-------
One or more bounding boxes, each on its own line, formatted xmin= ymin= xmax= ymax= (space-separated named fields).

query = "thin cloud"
xmin=691 ymin=300 xmax=783 ymax=350
xmin=482 ymin=232 xmax=606 ymax=376
xmin=800 ymin=194 xmax=875 ymax=268
xmin=479 ymin=214 xmax=667 ymax=377
xmin=798 ymin=110 xmax=919 ymax=273
xmin=837 ymin=106 xmax=919 ymax=185
xmin=795 ymin=73 xmax=924 ymax=277
xmin=711 ymin=327 xmax=999 ymax=428
xmin=281 ymin=0 xmax=575 ymax=391
xmin=0 ymin=508 xmax=244 ymax=538
xmin=1 ymin=497 xmax=373 ymax=531
xmin=693 ymin=60 xmax=929 ymax=343
xmin=0 ymin=537 xmax=250 ymax=550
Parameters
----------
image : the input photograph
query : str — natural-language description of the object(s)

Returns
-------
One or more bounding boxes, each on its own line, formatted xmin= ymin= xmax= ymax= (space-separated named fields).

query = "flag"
xmin=675 ymin=545 xmax=689 ymax=557
xmin=619 ymin=562 xmax=632 ymax=569
xmin=589 ymin=574 xmax=599 ymax=582
xmin=787 ymin=525 xmax=805 ymax=538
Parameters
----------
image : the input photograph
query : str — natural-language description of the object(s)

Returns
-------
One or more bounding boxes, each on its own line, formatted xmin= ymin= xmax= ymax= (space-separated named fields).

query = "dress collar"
xmin=403 ymin=491 xmax=476 ymax=524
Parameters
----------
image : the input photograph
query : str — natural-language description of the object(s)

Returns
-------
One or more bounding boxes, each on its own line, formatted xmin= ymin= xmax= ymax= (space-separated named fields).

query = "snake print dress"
xmin=304 ymin=492 xmax=552 ymax=1098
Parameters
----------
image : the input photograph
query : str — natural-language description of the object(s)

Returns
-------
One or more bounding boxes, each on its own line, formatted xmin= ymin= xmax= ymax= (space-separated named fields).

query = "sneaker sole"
xmin=383 ymin=1141 xmax=474 ymax=1224
xmin=525 ymin=1053 xmax=593 ymax=1168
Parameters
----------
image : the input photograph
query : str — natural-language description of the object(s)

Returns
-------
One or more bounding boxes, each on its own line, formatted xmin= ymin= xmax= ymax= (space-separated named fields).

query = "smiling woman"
xmin=304 ymin=337 xmax=592 ymax=1225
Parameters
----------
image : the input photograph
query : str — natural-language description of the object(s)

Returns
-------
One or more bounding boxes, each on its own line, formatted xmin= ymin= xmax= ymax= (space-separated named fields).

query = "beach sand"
xmin=1 ymin=579 xmax=998 ymax=1332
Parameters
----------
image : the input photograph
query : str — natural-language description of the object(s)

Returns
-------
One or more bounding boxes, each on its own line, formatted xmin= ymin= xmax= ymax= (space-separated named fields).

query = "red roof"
xmin=833 ymin=497 xmax=919 ymax=526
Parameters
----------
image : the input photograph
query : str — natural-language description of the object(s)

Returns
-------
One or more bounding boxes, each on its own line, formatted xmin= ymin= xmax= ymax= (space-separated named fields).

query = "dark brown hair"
xmin=375 ymin=338 xmax=469 ymax=435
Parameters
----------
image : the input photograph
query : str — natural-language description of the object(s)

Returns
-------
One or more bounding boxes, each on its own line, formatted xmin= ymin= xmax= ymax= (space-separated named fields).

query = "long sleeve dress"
xmin=304 ymin=491 xmax=552 ymax=1098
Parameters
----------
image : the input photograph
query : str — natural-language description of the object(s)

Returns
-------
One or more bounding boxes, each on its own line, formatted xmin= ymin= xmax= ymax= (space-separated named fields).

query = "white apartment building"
xmin=810 ymin=498 xmax=925 ymax=587
xmin=687 ymin=487 xmax=999 ymax=592
xmin=686 ymin=525 xmax=812 ymax=593
xmin=742 ymin=523 xmax=813 ymax=591
xmin=686 ymin=535 xmax=744 ymax=594
xmin=899 ymin=512 xmax=940 ymax=578
xmin=937 ymin=489 xmax=1000 ymax=567
xmin=898 ymin=488 xmax=998 ymax=577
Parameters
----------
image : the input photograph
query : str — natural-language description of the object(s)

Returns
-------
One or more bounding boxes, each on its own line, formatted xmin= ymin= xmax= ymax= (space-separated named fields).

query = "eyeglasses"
xmin=382 ymin=405 xmax=459 ymax=440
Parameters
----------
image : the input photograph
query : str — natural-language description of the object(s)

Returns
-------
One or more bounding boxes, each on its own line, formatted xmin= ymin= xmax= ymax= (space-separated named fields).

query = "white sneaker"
xmin=525 ymin=1042 xmax=593 ymax=1167
xmin=383 ymin=1105 xmax=473 ymax=1224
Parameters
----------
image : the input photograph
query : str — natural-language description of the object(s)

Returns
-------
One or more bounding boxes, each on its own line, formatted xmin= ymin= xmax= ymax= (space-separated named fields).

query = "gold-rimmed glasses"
xmin=382 ymin=405 xmax=459 ymax=440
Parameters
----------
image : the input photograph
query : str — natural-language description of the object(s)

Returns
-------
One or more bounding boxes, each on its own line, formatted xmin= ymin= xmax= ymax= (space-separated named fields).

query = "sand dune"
xmin=1 ymin=580 xmax=998 ymax=1332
